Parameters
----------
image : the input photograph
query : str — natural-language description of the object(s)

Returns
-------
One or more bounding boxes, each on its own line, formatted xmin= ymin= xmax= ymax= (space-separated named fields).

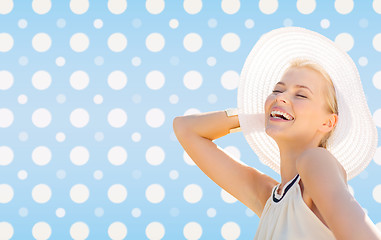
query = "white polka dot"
xmin=221 ymin=189 xmax=238 ymax=203
xmin=32 ymin=108 xmax=52 ymax=128
xmin=221 ymin=33 xmax=240 ymax=52
xmin=108 ymin=184 xmax=128 ymax=203
xmin=146 ymin=222 xmax=165 ymax=240
xmin=372 ymin=71 xmax=381 ymax=90
xmin=372 ymin=184 xmax=381 ymax=203
xmin=32 ymin=222 xmax=51 ymax=240
xmin=146 ymin=184 xmax=165 ymax=203
xmin=374 ymin=0 xmax=381 ymax=14
xmin=56 ymin=169 xmax=66 ymax=179
xmin=146 ymin=71 xmax=165 ymax=90
xmin=245 ymin=208 xmax=255 ymax=217
xmin=18 ymin=19 xmax=27 ymax=28
xmin=0 ymin=71 xmax=13 ymax=90
xmin=169 ymin=19 xmax=179 ymax=29
xmin=221 ymin=70 xmax=239 ymax=90
xmin=183 ymin=71 xmax=203 ymax=90
xmin=169 ymin=170 xmax=179 ymax=180
xmin=283 ymin=18 xmax=293 ymax=27
xmin=374 ymin=147 xmax=381 ymax=165
xmin=70 ymin=71 xmax=89 ymax=90
xmin=56 ymin=94 xmax=66 ymax=104
xmin=0 ymin=184 xmax=13 ymax=203
xmin=108 ymin=108 xmax=127 ymax=128
xmin=221 ymin=222 xmax=240 ymax=240
xmin=359 ymin=56 xmax=368 ymax=66
xmin=108 ymin=71 xmax=127 ymax=90
xmin=208 ymin=94 xmax=218 ymax=104
xmin=259 ymin=0 xmax=278 ymax=14
xmin=18 ymin=94 xmax=28 ymax=104
xmin=32 ymin=184 xmax=51 ymax=203
xmin=108 ymin=222 xmax=128 ymax=240
xmin=70 ymin=222 xmax=89 ymax=240
xmin=296 ymin=0 xmax=316 ymax=14
xmin=183 ymin=33 xmax=203 ymax=52
xmin=184 ymin=108 xmax=201 ymax=116
xmin=208 ymin=18 xmax=217 ymax=28
xmin=108 ymin=0 xmax=127 ymax=14
xmin=32 ymin=71 xmax=51 ymax=90
xmin=32 ymin=146 xmax=52 ymax=166
xmin=221 ymin=0 xmax=240 ymax=14
xmin=70 ymin=184 xmax=89 ymax=203
xmin=108 ymin=146 xmax=127 ymax=166
xmin=373 ymin=109 xmax=381 ymax=128
xmin=94 ymin=207 xmax=104 ymax=217
xmin=183 ymin=151 xmax=196 ymax=166
xmin=0 ymin=0 xmax=13 ymax=14
xmin=0 ymin=222 xmax=13 ymax=239
xmin=94 ymin=56 xmax=104 ymax=65
xmin=245 ymin=19 xmax=255 ymax=29
xmin=131 ymin=56 xmax=141 ymax=66
xmin=224 ymin=146 xmax=241 ymax=159
xmin=0 ymin=146 xmax=13 ymax=166
xmin=183 ymin=222 xmax=203 ymax=240
xmin=183 ymin=184 xmax=202 ymax=203
xmin=373 ymin=33 xmax=381 ymax=52
xmin=207 ymin=208 xmax=217 ymax=217
xmin=56 ymin=208 xmax=66 ymax=218
xmin=93 ymin=94 xmax=103 ymax=104
xmin=18 ymin=170 xmax=28 ymax=180
xmin=93 ymin=170 xmax=103 ymax=180
xmin=320 ymin=18 xmax=330 ymax=29
xmin=32 ymin=0 xmax=51 ymax=14
xmin=146 ymin=146 xmax=165 ymax=166
xmin=70 ymin=33 xmax=89 ymax=52
xmin=348 ymin=185 xmax=355 ymax=196
xmin=56 ymin=18 xmax=66 ymax=28
xmin=70 ymin=108 xmax=89 ymax=128
xmin=56 ymin=56 xmax=65 ymax=66
xmin=146 ymin=0 xmax=165 ymax=14
xmin=169 ymin=94 xmax=179 ymax=104
xmin=32 ymin=33 xmax=51 ymax=52
xmin=146 ymin=33 xmax=165 ymax=52
xmin=0 ymin=33 xmax=13 ymax=52
xmin=334 ymin=33 xmax=354 ymax=52
xmin=108 ymin=33 xmax=127 ymax=52
xmin=132 ymin=208 xmax=141 ymax=218
xmin=131 ymin=132 xmax=142 ymax=142
xmin=207 ymin=57 xmax=217 ymax=66
xmin=56 ymin=132 xmax=66 ymax=142
xmin=70 ymin=146 xmax=89 ymax=166
xmin=183 ymin=0 xmax=202 ymax=14
xmin=132 ymin=94 xmax=141 ymax=103
xmin=145 ymin=108 xmax=165 ymax=128
xmin=94 ymin=19 xmax=103 ymax=28
xmin=70 ymin=0 xmax=89 ymax=14
xmin=335 ymin=0 xmax=353 ymax=14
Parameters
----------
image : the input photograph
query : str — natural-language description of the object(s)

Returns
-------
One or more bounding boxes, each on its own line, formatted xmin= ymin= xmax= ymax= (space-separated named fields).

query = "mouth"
xmin=269 ymin=110 xmax=294 ymax=122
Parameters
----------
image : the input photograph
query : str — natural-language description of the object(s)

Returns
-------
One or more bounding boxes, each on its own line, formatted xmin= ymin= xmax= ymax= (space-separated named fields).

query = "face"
xmin=264 ymin=67 xmax=335 ymax=147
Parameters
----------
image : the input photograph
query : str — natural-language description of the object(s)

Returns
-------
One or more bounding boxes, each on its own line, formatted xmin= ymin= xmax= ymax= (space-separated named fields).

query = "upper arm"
xmin=296 ymin=147 xmax=381 ymax=240
xmin=173 ymin=118 xmax=277 ymax=217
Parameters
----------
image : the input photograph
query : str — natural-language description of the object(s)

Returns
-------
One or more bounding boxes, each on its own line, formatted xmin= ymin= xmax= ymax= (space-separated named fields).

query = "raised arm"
xmin=173 ymin=110 xmax=277 ymax=217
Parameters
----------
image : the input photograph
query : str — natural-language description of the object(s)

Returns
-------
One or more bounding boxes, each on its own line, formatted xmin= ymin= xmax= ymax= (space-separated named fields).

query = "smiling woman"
xmin=173 ymin=27 xmax=381 ymax=240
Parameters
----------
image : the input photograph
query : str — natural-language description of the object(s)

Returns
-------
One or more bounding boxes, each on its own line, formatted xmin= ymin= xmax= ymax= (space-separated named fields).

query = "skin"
xmin=173 ymin=67 xmax=381 ymax=239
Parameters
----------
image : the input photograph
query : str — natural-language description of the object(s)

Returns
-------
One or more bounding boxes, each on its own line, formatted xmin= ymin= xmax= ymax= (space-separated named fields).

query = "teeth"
xmin=270 ymin=110 xmax=294 ymax=120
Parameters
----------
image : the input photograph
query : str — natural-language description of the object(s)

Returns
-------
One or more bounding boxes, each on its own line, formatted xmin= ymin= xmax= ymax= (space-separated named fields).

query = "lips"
xmin=269 ymin=107 xmax=294 ymax=121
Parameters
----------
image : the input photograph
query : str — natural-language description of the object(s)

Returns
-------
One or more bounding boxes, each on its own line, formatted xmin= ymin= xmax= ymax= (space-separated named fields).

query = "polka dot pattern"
xmin=0 ymin=1 xmax=380 ymax=239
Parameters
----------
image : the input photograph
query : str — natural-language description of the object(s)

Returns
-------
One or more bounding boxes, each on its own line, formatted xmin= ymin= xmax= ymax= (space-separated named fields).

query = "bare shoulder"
xmin=296 ymin=147 xmax=347 ymax=183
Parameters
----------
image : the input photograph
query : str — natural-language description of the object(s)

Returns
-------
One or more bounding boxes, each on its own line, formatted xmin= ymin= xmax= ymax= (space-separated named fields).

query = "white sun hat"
xmin=237 ymin=27 xmax=378 ymax=180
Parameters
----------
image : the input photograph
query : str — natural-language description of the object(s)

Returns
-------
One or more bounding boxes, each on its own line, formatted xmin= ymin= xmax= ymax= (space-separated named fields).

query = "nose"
xmin=275 ymin=92 xmax=288 ymax=104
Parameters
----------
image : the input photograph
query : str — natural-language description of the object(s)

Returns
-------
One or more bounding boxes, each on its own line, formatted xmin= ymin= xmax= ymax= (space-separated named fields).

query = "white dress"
xmin=254 ymin=174 xmax=336 ymax=240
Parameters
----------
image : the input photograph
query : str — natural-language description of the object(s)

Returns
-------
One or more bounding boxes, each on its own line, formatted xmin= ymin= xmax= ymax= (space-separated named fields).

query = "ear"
xmin=320 ymin=113 xmax=338 ymax=133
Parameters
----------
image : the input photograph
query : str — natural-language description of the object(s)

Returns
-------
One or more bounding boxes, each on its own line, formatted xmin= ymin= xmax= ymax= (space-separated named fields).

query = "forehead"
xmin=278 ymin=67 xmax=325 ymax=91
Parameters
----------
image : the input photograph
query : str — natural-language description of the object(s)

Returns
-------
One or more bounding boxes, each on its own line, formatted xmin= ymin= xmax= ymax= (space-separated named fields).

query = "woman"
xmin=173 ymin=27 xmax=381 ymax=239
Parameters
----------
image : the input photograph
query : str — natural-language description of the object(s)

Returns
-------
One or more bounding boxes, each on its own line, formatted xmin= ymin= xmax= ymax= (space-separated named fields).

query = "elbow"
xmin=173 ymin=116 xmax=188 ymax=138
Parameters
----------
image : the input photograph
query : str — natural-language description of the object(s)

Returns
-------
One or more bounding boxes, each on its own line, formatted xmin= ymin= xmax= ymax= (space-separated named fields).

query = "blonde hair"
xmin=286 ymin=58 xmax=339 ymax=148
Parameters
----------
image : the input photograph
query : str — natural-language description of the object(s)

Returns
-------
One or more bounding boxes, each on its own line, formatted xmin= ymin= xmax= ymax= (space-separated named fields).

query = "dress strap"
xmin=272 ymin=174 xmax=300 ymax=203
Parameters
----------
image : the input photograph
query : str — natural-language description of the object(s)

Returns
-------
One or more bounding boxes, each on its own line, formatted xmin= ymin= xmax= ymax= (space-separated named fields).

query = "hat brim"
xmin=238 ymin=27 xmax=378 ymax=180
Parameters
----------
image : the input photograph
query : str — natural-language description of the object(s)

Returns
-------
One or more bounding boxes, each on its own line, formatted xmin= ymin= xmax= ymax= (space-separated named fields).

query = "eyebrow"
xmin=275 ymin=82 xmax=314 ymax=94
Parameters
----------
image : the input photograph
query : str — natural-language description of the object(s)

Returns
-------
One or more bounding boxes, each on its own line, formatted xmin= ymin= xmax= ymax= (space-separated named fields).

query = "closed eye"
xmin=272 ymin=90 xmax=307 ymax=98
